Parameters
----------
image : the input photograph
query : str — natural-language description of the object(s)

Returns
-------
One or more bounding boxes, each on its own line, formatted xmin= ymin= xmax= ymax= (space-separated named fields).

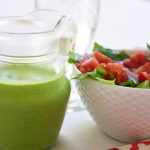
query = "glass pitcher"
xmin=0 ymin=10 xmax=70 ymax=150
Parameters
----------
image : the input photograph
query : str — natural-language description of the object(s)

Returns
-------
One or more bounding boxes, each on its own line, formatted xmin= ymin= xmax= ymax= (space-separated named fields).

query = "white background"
xmin=95 ymin=0 xmax=150 ymax=49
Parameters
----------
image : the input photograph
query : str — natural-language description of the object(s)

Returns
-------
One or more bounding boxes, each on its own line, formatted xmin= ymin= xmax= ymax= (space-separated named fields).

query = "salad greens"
xmin=74 ymin=66 xmax=150 ymax=88
xmin=68 ymin=42 xmax=150 ymax=89
xmin=73 ymin=67 xmax=115 ymax=85
xmin=93 ymin=43 xmax=129 ymax=61
xmin=120 ymin=80 xmax=150 ymax=89
xmin=137 ymin=80 xmax=150 ymax=89
xmin=147 ymin=43 xmax=150 ymax=50
xmin=120 ymin=80 xmax=139 ymax=87
xmin=68 ymin=51 xmax=81 ymax=64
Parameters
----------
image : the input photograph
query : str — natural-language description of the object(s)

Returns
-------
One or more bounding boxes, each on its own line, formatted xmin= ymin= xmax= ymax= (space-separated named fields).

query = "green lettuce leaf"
xmin=120 ymin=80 xmax=150 ymax=89
xmin=90 ymin=76 xmax=115 ymax=85
xmin=68 ymin=51 xmax=81 ymax=64
xmin=73 ymin=67 xmax=115 ymax=85
xmin=137 ymin=80 xmax=150 ymax=89
xmin=120 ymin=80 xmax=139 ymax=87
xmin=93 ymin=43 xmax=129 ymax=61
xmin=73 ymin=72 xmax=93 ymax=80
xmin=147 ymin=43 xmax=150 ymax=50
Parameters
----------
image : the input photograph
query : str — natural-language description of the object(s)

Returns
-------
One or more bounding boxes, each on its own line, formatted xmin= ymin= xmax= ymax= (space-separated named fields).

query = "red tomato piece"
xmin=104 ymin=73 xmax=111 ymax=80
xmin=76 ymin=63 xmax=80 ymax=68
xmin=93 ymin=51 xmax=112 ymax=64
xmin=98 ymin=63 xmax=106 ymax=68
xmin=77 ymin=57 xmax=99 ymax=73
xmin=123 ymin=51 xmax=148 ymax=68
xmin=138 ymin=72 xmax=150 ymax=82
xmin=134 ymin=62 xmax=150 ymax=74
xmin=104 ymin=63 xmax=128 ymax=84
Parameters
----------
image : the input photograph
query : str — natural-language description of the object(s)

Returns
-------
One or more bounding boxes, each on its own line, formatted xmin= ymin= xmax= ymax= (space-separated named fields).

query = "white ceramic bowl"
xmin=74 ymin=50 xmax=150 ymax=143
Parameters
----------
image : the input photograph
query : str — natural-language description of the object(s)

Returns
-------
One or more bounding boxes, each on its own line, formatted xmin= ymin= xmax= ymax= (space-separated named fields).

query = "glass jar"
xmin=0 ymin=10 xmax=70 ymax=150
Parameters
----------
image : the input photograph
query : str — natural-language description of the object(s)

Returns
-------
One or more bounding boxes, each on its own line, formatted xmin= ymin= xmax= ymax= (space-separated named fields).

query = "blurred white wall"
xmin=0 ymin=0 xmax=149 ymax=49
xmin=0 ymin=0 xmax=34 ymax=16
xmin=95 ymin=0 xmax=150 ymax=49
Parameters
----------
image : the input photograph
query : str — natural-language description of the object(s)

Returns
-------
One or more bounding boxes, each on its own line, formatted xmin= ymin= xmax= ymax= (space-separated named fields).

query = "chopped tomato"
xmin=134 ymin=62 xmax=150 ymax=74
xmin=123 ymin=51 xmax=148 ymax=68
xmin=104 ymin=73 xmax=111 ymax=80
xmin=138 ymin=72 xmax=150 ymax=82
xmin=93 ymin=51 xmax=112 ymax=64
xmin=98 ymin=63 xmax=106 ymax=68
xmin=104 ymin=63 xmax=128 ymax=84
xmin=77 ymin=57 xmax=99 ymax=73
xmin=76 ymin=63 xmax=80 ymax=68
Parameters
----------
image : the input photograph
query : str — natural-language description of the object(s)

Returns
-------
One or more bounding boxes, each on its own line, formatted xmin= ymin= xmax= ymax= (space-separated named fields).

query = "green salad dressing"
xmin=0 ymin=64 xmax=71 ymax=150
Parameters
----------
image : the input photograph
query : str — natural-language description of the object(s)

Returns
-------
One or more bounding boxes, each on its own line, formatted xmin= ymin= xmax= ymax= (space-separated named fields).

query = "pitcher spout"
xmin=25 ymin=9 xmax=67 ymax=32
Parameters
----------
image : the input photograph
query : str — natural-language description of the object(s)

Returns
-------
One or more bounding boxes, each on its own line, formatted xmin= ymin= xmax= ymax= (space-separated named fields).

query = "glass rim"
xmin=0 ymin=9 xmax=67 ymax=36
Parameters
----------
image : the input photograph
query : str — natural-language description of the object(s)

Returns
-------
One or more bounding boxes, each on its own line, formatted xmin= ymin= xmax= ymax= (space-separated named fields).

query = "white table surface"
xmin=51 ymin=110 xmax=124 ymax=150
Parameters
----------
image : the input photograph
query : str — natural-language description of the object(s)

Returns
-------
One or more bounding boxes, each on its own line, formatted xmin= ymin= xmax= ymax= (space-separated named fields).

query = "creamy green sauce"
xmin=0 ymin=64 xmax=71 ymax=150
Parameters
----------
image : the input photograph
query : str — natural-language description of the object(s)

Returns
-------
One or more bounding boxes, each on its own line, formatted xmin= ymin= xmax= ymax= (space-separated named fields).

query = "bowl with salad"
xmin=68 ymin=42 xmax=150 ymax=143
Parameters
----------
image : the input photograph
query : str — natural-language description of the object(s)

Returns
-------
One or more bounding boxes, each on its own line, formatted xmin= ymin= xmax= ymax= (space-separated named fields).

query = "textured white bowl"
xmin=74 ymin=60 xmax=150 ymax=143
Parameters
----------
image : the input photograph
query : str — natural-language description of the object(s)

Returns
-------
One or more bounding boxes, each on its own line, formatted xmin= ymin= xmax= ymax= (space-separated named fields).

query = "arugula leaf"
xmin=120 ymin=80 xmax=138 ymax=87
xmin=137 ymin=80 xmax=150 ymax=89
xmin=147 ymin=43 xmax=150 ymax=50
xmin=93 ymin=43 xmax=129 ymax=61
xmin=68 ymin=51 xmax=81 ymax=64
